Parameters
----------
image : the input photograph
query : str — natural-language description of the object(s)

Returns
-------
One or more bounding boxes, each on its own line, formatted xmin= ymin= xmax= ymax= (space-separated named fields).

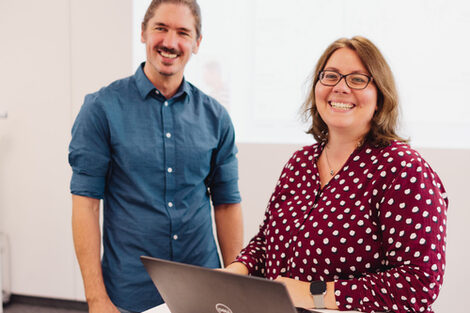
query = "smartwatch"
xmin=309 ymin=280 xmax=327 ymax=309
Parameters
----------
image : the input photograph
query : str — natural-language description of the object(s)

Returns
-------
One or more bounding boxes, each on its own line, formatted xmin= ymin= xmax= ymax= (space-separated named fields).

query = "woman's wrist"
xmin=224 ymin=261 xmax=249 ymax=275
xmin=324 ymin=281 xmax=338 ymax=309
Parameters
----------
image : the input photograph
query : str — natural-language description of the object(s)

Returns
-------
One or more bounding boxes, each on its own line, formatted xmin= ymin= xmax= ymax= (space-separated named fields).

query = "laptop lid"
xmin=141 ymin=256 xmax=301 ymax=313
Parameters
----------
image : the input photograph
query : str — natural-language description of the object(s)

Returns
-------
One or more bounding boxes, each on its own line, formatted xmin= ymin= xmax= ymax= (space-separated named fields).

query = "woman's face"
xmin=315 ymin=48 xmax=378 ymax=138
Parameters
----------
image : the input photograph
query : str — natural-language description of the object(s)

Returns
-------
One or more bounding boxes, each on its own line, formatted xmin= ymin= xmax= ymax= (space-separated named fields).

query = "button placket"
xmin=162 ymin=99 xmax=177 ymax=238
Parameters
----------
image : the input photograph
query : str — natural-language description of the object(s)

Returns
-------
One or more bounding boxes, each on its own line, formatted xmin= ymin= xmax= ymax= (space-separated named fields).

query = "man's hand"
xmin=72 ymin=195 xmax=117 ymax=313
xmin=275 ymin=276 xmax=314 ymax=309
xmin=214 ymin=203 xmax=243 ymax=266
xmin=88 ymin=297 xmax=120 ymax=313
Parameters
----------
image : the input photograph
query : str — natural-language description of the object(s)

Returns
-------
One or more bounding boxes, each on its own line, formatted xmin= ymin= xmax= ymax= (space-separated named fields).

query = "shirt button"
xmin=173 ymin=234 xmax=178 ymax=240
xmin=166 ymin=132 xmax=171 ymax=138
xmin=167 ymin=167 xmax=173 ymax=173
xmin=164 ymin=101 xmax=169 ymax=106
xmin=155 ymin=90 xmax=159 ymax=95
xmin=168 ymin=202 xmax=173 ymax=208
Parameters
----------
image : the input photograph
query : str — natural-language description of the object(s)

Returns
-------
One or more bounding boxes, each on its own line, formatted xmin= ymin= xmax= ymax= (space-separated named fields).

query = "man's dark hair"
xmin=142 ymin=0 xmax=202 ymax=39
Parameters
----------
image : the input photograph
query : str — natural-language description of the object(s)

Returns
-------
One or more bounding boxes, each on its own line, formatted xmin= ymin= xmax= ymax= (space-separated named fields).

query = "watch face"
xmin=310 ymin=280 xmax=327 ymax=294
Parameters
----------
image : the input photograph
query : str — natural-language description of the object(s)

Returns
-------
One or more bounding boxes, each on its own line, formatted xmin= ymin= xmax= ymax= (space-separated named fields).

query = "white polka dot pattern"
xmin=236 ymin=141 xmax=448 ymax=313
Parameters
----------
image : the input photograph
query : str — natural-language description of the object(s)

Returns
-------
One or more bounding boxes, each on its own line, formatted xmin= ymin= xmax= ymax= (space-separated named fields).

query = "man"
xmin=68 ymin=1 xmax=243 ymax=312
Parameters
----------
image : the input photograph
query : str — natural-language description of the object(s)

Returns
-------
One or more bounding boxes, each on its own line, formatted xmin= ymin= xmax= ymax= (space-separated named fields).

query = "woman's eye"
xmin=325 ymin=74 xmax=339 ymax=80
xmin=351 ymin=76 xmax=366 ymax=83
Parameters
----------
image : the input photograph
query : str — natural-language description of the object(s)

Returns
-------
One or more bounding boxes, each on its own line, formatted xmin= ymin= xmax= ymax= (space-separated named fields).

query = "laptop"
xmin=141 ymin=256 xmax=321 ymax=313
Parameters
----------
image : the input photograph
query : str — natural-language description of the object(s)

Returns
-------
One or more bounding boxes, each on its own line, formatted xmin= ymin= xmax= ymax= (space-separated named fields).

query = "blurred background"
xmin=1 ymin=0 xmax=469 ymax=312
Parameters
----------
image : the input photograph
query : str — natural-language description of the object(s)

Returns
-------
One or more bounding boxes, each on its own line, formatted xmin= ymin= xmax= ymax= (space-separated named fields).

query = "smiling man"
xmin=141 ymin=0 xmax=202 ymax=97
xmin=68 ymin=1 xmax=243 ymax=312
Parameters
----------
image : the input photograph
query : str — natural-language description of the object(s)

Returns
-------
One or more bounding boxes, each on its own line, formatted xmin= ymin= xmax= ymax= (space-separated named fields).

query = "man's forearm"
xmin=214 ymin=203 xmax=243 ymax=267
xmin=72 ymin=195 xmax=116 ymax=311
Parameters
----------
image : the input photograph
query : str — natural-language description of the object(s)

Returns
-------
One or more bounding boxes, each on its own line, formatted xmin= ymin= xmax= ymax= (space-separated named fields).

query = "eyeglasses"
xmin=318 ymin=70 xmax=373 ymax=90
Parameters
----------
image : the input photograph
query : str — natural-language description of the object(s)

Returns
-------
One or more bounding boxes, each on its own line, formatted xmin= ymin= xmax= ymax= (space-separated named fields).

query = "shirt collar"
xmin=173 ymin=76 xmax=191 ymax=99
xmin=134 ymin=62 xmax=190 ymax=100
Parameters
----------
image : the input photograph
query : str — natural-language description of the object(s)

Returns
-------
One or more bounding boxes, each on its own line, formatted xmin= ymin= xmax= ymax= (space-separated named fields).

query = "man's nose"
xmin=162 ymin=31 xmax=178 ymax=48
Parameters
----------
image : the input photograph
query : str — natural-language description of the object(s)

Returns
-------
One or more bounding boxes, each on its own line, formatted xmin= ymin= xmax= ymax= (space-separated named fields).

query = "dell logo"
xmin=215 ymin=303 xmax=233 ymax=313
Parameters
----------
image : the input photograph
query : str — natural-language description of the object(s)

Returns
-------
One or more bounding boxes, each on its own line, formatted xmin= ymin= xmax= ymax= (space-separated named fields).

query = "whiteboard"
xmin=133 ymin=0 xmax=470 ymax=148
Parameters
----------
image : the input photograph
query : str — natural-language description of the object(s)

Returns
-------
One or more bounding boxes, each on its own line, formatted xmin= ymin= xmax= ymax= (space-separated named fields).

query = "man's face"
xmin=141 ymin=3 xmax=201 ymax=80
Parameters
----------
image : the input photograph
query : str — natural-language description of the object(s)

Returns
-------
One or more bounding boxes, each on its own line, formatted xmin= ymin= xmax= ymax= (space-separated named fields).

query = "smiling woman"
xmin=313 ymin=47 xmax=379 ymax=145
xmin=305 ymin=37 xmax=403 ymax=149
xmin=224 ymin=36 xmax=448 ymax=313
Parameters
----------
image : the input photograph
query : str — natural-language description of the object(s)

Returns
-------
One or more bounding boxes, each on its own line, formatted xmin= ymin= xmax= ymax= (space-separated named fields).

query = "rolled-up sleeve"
xmin=208 ymin=109 xmax=241 ymax=206
xmin=69 ymin=94 xmax=111 ymax=199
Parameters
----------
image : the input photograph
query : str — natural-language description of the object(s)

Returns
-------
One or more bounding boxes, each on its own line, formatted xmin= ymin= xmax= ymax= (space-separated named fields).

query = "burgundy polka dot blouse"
xmin=236 ymin=141 xmax=448 ymax=313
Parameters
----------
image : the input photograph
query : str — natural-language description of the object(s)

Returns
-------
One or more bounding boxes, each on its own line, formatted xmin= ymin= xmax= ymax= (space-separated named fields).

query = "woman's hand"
xmin=275 ymin=277 xmax=314 ymax=309
xmin=276 ymin=277 xmax=338 ymax=310
xmin=220 ymin=261 xmax=249 ymax=275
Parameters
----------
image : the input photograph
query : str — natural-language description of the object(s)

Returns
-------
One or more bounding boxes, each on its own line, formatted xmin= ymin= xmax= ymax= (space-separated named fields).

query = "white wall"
xmin=416 ymin=148 xmax=470 ymax=312
xmin=0 ymin=1 xmax=468 ymax=312
xmin=0 ymin=0 xmax=132 ymax=301
xmin=0 ymin=0 xmax=75 ymax=300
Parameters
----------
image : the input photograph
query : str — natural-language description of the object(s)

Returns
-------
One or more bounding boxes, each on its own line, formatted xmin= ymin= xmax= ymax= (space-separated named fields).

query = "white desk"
xmin=143 ymin=303 xmax=170 ymax=313
xmin=144 ymin=303 xmax=362 ymax=313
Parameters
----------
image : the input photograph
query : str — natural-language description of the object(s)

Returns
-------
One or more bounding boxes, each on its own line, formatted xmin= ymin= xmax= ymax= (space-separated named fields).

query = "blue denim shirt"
xmin=69 ymin=63 xmax=241 ymax=312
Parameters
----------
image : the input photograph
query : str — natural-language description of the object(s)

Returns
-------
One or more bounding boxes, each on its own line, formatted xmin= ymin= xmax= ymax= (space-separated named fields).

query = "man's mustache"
xmin=156 ymin=46 xmax=181 ymax=56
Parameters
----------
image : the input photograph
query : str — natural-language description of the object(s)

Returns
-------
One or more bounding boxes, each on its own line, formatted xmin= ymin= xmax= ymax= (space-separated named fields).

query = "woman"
xmin=226 ymin=36 xmax=448 ymax=313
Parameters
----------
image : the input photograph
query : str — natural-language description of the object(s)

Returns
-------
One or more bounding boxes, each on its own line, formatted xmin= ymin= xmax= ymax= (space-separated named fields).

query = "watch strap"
xmin=313 ymin=294 xmax=325 ymax=309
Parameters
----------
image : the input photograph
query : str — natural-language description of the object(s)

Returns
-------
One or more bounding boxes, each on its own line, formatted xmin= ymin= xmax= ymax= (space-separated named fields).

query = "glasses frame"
xmin=318 ymin=70 xmax=373 ymax=90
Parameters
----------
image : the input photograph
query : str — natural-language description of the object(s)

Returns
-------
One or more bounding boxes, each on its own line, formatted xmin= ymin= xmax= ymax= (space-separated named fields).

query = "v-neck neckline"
xmin=315 ymin=142 xmax=365 ymax=191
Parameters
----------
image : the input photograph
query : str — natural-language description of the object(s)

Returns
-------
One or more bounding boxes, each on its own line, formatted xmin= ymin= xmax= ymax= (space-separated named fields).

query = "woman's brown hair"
xmin=301 ymin=36 xmax=407 ymax=147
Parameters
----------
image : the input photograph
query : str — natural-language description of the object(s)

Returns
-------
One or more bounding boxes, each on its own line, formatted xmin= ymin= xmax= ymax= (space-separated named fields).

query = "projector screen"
xmin=133 ymin=0 xmax=470 ymax=149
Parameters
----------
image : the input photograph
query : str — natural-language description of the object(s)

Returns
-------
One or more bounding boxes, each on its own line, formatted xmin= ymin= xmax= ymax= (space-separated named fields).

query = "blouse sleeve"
xmin=334 ymin=154 xmax=448 ymax=313
xmin=234 ymin=151 xmax=299 ymax=276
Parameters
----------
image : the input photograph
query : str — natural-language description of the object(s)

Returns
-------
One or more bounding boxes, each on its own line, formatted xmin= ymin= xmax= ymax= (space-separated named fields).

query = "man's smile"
xmin=157 ymin=46 xmax=180 ymax=60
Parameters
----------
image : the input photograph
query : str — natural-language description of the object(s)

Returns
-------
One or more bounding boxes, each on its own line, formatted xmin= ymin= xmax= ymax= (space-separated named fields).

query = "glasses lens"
xmin=320 ymin=71 xmax=340 ymax=86
xmin=346 ymin=74 xmax=369 ymax=89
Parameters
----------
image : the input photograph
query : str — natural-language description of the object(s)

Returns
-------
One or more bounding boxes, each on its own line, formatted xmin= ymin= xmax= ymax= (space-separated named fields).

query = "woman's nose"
xmin=332 ymin=77 xmax=351 ymax=93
